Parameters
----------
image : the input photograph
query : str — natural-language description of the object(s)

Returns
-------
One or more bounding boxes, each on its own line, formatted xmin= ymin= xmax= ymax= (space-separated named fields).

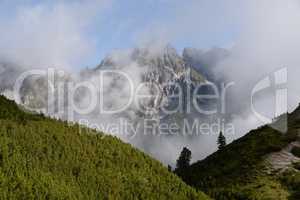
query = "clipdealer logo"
xmin=251 ymin=68 xmax=288 ymax=133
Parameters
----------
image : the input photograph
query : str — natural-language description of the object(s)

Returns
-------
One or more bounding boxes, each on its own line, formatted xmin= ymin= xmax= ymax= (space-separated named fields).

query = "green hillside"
xmin=0 ymin=95 xmax=209 ymax=200
xmin=176 ymin=108 xmax=300 ymax=200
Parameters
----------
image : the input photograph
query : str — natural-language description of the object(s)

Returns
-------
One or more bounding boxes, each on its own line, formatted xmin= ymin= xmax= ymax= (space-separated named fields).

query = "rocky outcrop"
xmin=265 ymin=140 xmax=300 ymax=173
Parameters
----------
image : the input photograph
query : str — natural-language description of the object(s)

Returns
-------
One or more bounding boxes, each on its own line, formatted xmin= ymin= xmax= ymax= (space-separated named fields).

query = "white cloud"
xmin=1 ymin=0 xmax=300 ymax=166
xmin=0 ymin=0 xmax=112 ymax=69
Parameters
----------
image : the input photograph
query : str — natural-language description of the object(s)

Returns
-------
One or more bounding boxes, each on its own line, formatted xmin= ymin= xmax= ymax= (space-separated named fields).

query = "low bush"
xmin=291 ymin=146 xmax=300 ymax=157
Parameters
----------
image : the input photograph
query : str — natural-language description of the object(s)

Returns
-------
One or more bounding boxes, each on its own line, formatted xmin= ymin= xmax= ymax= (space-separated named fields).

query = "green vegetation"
xmin=0 ymin=95 xmax=45 ymax=122
xmin=293 ymin=161 xmax=300 ymax=170
xmin=280 ymin=170 xmax=300 ymax=200
xmin=0 ymin=95 xmax=208 ymax=200
xmin=3 ymin=92 xmax=300 ymax=200
xmin=217 ymin=132 xmax=226 ymax=150
xmin=176 ymin=110 xmax=300 ymax=200
xmin=175 ymin=147 xmax=192 ymax=173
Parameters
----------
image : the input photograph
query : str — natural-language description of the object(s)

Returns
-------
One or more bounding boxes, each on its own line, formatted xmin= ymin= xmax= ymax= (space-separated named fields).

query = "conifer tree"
xmin=176 ymin=147 xmax=192 ymax=171
xmin=217 ymin=132 xmax=226 ymax=150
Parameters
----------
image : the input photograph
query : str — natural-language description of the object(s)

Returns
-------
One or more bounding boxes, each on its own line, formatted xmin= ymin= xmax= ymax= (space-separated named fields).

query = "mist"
xmin=1 ymin=0 xmax=300 ymax=166
xmin=0 ymin=0 xmax=112 ymax=69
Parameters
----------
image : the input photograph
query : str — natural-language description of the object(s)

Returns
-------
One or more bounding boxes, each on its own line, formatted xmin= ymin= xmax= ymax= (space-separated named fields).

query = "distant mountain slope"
xmin=0 ymin=95 xmax=209 ymax=200
xmin=176 ymin=106 xmax=300 ymax=200
xmin=96 ymin=45 xmax=205 ymax=86
xmin=83 ymin=45 xmax=210 ymax=163
xmin=182 ymin=47 xmax=229 ymax=82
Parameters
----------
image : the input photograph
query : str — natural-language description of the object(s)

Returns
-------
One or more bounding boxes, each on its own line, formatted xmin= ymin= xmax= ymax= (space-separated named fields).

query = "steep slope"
xmin=0 ymin=95 xmax=209 ymax=200
xmin=176 ymin=106 xmax=300 ymax=200
xmin=265 ymin=141 xmax=300 ymax=172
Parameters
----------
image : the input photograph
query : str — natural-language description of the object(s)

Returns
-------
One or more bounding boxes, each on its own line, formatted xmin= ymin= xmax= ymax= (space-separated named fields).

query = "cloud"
xmin=133 ymin=0 xmax=300 ymax=165
xmin=1 ymin=0 xmax=300 ymax=167
xmin=216 ymin=0 xmax=300 ymax=114
xmin=0 ymin=0 xmax=112 ymax=69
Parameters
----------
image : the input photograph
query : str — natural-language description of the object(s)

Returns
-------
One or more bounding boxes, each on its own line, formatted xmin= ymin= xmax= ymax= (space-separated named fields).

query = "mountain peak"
xmin=96 ymin=44 xmax=185 ymax=73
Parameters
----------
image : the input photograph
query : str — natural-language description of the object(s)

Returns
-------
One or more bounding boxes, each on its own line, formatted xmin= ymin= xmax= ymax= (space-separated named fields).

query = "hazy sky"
xmin=0 ymin=0 xmax=243 ymax=69
xmin=1 ymin=0 xmax=300 ymax=165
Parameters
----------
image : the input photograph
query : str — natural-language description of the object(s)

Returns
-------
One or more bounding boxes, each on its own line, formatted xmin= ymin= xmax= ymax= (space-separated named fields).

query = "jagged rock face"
xmin=183 ymin=47 xmax=229 ymax=81
xmin=131 ymin=46 xmax=185 ymax=76
xmin=89 ymin=46 xmax=220 ymax=145
xmin=0 ymin=45 xmax=225 ymax=165
xmin=99 ymin=46 xmax=184 ymax=70
xmin=93 ymin=45 xmax=207 ymax=116
xmin=97 ymin=45 xmax=204 ymax=84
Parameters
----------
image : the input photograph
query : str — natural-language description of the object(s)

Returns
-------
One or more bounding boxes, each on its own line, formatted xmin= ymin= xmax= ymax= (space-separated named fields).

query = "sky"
xmin=1 ymin=0 xmax=300 ymax=165
xmin=0 ymin=0 xmax=242 ymax=69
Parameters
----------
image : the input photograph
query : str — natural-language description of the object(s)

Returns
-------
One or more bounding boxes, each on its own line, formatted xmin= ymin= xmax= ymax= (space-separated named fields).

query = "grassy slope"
xmin=177 ymin=108 xmax=300 ymax=200
xmin=0 ymin=95 xmax=209 ymax=200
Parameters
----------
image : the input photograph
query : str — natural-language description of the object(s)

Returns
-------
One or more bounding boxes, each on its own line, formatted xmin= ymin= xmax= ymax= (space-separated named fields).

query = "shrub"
xmin=293 ymin=162 xmax=300 ymax=170
xmin=291 ymin=146 xmax=300 ymax=158
xmin=0 ymin=95 xmax=209 ymax=200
